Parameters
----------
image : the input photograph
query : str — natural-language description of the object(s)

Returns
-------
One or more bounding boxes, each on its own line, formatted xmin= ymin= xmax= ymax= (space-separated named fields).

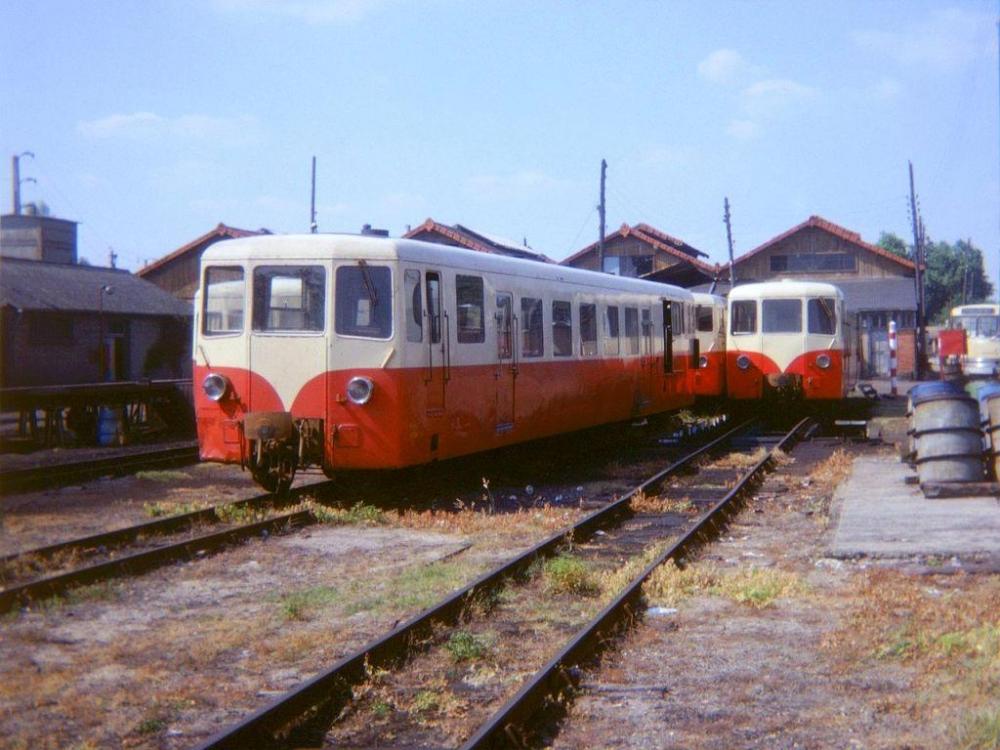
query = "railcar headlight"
xmin=202 ymin=373 xmax=231 ymax=402
xmin=699 ymin=355 xmax=709 ymax=368
xmin=816 ymin=353 xmax=832 ymax=370
xmin=346 ymin=376 xmax=375 ymax=405
xmin=736 ymin=354 xmax=751 ymax=370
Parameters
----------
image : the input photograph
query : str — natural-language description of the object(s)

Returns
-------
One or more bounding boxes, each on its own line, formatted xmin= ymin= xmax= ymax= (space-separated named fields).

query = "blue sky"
xmin=1 ymin=0 xmax=998 ymax=287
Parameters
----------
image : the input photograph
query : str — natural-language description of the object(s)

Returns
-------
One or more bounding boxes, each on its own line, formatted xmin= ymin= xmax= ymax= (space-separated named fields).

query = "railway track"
xmin=0 ymin=480 xmax=334 ymax=614
xmin=193 ymin=416 xmax=813 ymax=750
xmin=0 ymin=442 xmax=201 ymax=493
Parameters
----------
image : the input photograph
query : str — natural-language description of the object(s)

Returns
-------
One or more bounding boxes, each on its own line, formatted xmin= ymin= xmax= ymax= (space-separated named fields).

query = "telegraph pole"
xmin=598 ymin=159 xmax=607 ymax=272
xmin=11 ymin=151 xmax=34 ymax=214
xmin=909 ymin=161 xmax=926 ymax=379
xmin=724 ymin=197 xmax=735 ymax=289
xmin=310 ymin=156 xmax=318 ymax=233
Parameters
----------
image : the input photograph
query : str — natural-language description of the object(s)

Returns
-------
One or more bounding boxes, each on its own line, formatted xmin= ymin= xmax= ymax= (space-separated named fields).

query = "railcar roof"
xmin=202 ymin=234 xmax=694 ymax=300
xmin=691 ymin=291 xmax=725 ymax=306
xmin=728 ymin=279 xmax=843 ymax=300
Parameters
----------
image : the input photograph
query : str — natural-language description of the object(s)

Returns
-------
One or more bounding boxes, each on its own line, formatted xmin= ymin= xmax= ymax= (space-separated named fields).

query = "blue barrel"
xmin=905 ymin=382 xmax=964 ymax=464
xmin=97 ymin=407 xmax=122 ymax=446
xmin=912 ymin=388 xmax=985 ymax=484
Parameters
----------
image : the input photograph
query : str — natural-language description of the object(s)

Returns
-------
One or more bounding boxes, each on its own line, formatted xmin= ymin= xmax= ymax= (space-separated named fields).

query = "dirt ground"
xmin=551 ymin=439 xmax=1000 ymax=750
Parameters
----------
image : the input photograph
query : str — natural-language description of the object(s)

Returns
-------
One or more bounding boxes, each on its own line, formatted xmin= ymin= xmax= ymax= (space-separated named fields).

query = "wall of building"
xmin=140 ymin=248 xmax=204 ymax=303
xmin=566 ymin=236 xmax=686 ymax=276
xmin=0 ymin=214 xmax=77 ymax=263
xmin=734 ymin=227 xmax=912 ymax=283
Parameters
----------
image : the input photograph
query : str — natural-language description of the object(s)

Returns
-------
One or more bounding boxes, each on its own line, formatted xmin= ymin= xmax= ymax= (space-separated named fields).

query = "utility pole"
xmin=310 ymin=156 xmax=318 ymax=234
xmin=11 ymin=151 xmax=34 ymax=214
xmin=598 ymin=159 xmax=607 ymax=273
xmin=724 ymin=197 xmax=735 ymax=289
xmin=909 ymin=161 xmax=926 ymax=379
xmin=108 ymin=248 xmax=118 ymax=269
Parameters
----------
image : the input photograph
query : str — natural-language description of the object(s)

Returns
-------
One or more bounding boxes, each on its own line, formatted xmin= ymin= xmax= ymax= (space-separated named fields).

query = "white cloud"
xmin=741 ymin=78 xmax=818 ymax=119
xmin=726 ymin=120 xmax=760 ymax=141
xmin=213 ymin=0 xmax=387 ymax=24
xmin=466 ymin=170 xmax=575 ymax=199
xmin=852 ymin=7 xmax=992 ymax=69
xmin=697 ymin=49 xmax=749 ymax=85
xmin=78 ymin=112 xmax=261 ymax=144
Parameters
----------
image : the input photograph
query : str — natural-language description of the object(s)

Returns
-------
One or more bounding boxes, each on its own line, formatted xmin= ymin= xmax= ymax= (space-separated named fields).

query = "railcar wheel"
xmin=247 ymin=438 xmax=298 ymax=494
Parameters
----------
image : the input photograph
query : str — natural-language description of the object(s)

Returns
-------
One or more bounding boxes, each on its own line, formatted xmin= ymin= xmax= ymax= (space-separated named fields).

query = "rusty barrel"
xmin=911 ymin=387 xmax=984 ymax=484
xmin=906 ymin=382 xmax=962 ymax=466
xmin=982 ymin=384 xmax=1000 ymax=480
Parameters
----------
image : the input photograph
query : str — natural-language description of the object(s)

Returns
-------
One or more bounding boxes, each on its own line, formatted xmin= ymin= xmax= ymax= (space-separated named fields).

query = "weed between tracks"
xmin=644 ymin=559 xmax=805 ymax=608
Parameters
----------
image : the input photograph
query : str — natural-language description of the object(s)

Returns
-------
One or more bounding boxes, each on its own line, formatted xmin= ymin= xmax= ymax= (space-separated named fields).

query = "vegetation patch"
xmin=394 ymin=504 xmax=576 ymax=538
xmin=134 ymin=470 xmax=191 ymax=483
xmin=280 ymin=585 xmax=341 ymax=621
xmin=445 ymin=630 xmax=490 ymax=662
xmin=809 ymin=448 xmax=854 ymax=486
xmin=543 ymin=553 xmax=599 ymax=596
xmin=143 ymin=500 xmax=205 ymax=518
xmin=645 ymin=560 xmax=803 ymax=608
xmin=630 ymin=492 xmax=694 ymax=514
xmin=309 ymin=501 xmax=385 ymax=526
xmin=343 ymin=561 xmax=474 ymax=616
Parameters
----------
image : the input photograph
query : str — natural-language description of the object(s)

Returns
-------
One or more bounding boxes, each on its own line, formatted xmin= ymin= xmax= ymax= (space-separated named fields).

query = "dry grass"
xmin=630 ymin=491 xmax=695 ymax=514
xmin=392 ymin=504 xmax=578 ymax=538
xmin=644 ymin=560 xmax=804 ymax=608
xmin=825 ymin=570 xmax=1000 ymax=748
xmin=708 ymin=447 xmax=769 ymax=469
xmin=809 ymin=448 xmax=855 ymax=486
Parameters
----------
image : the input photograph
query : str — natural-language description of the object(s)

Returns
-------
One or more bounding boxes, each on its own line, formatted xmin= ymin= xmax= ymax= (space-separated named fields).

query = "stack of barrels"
xmin=907 ymin=380 xmax=1000 ymax=486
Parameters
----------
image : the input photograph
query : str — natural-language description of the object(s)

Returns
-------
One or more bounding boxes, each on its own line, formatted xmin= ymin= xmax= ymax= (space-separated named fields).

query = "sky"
xmin=1 ymin=1 xmax=998 ymax=288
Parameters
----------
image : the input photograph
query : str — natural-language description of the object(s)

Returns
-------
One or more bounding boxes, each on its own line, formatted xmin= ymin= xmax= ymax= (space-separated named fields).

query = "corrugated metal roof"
xmin=834 ymin=278 xmax=917 ymax=312
xmin=0 ymin=258 xmax=192 ymax=316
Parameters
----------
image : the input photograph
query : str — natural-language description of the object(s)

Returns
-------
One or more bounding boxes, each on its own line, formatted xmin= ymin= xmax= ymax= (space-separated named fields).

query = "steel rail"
xmin=193 ymin=417 xmax=757 ymax=750
xmin=460 ymin=416 xmax=813 ymax=749
xmin=0 ymin=480 xmax=332 ymax=567
xmin=0 ymin=482 xmax=331 ymax=614
xmin=0 ymin=443 xmax=200 ymax=494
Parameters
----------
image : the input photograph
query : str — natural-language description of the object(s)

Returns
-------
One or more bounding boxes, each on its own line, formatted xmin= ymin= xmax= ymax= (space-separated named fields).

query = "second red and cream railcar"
xmin=725 ymin=280 xmax=848 ymax=400
xmin=193 ymin=234 xmax=701 ymax=490
xmin=690 ymin=291 xmax=727 ymax=398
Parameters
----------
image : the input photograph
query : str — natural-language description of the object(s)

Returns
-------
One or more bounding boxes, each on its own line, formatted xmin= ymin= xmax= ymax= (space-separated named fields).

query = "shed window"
xmin=521 ymin=297 xmax=543 ymax=357
xmin=456 ymin=275 xmax=484 ymax=343
xmin=624 ymin=307 xmax=640 ymax=354
xmin=731 ymin=300 xmax=757 ymax=334
xmin=770 ymin=253 xmax=856 ymax=272
xmin=762 ymin=299 xmax=802 ymax=333
xmin=553 ymin=300 xmax=572 ymax=356
xmin=604 ymin=305 xmax=620 ymax=355
xmin=203 ymin=266 xmax=245 ymax=335
xmin=253 ymin=265 xmax=325 ymax=332
xmin=335 ymin=264 xmax=392 ymax=338
xmin=807 ymin=298 xmax=837 ymax=335
xmin=580 ymin=303 xmax=597 ymax=356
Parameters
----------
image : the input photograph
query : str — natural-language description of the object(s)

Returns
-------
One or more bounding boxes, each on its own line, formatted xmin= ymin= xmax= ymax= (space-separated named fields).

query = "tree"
xmin=877 ymin=232 xmax=910 ymax=259
xmin=923 ymin=237 xmax=993 ymax=323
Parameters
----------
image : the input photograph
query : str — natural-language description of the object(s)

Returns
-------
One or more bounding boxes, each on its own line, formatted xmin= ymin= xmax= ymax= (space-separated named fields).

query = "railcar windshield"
xmin=731 ymin=300 xmax=756 ymax=334
xmin=203 ymin=267 xmax=245 ymax=335
xmin=253 ymin=265 xmax=325 ymax=332
xmin=808 ymin=297 xmax=837 ymax=335
xmin=335 ymin=263 xmax=392 ymax=339
xmin=762 ymin=299 xmax=801 ymax=333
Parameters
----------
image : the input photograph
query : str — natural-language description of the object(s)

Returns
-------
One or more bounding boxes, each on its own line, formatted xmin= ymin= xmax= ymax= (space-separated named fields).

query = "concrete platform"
xmin=830 ymin=455 xmax=1000 ymax=558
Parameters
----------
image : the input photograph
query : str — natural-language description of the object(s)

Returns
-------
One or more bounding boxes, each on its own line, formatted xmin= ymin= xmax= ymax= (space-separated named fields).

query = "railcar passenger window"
xmin=456 ymin=275 xmax=485 ymax=343
xmin=553 ymin=300 xmax=572 ymax=356
xmin=807 ymin=298 xmax=837 ymax=335
xmin=670 ymin=302 xmax=685 ymax=335
xmin=762 ymin=299 xmax=802 ymax=333
xmin=252 ymin=265 xmax=325 ymax=332
xmin=203 ymin=266 xmax=245 ymax=335
xmin=521 ymin=297 xmax=543 ymax=357
xmin=404 ymin=269 xmax=422 ymax=343
xmin=696 ymin=305 xmax=714 ymax=332
xmin=335 ymin=264 xmax=392 ymax=339
xmin=604 ymin=306 xmax=620 ymax=355
xmin=496 ymin=294 xmax=513 ymax=359
xmin=426 ymin=273 xmax=441 ymax=344
xmin=731 ymin=301 xmax=757 ymax=334
xmin=580 ymin=303 xmax=598 ymax=356
xmin=624 ymin=307 xmax=640 ymax=354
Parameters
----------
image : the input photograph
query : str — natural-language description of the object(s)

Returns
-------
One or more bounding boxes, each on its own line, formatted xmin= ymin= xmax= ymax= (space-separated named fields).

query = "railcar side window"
xmin=553 ymin=300 xmax=573 ymax=356
xmin=807 ymin=297 xmax=837 ymax=335
xmin=203 ymin=266 xmax=245 ymax=335
xmin=580 ymin=303 xmax=598 ymax=356
xmin=604 ymin=306 xmax=620 ymax=355
xmin=404 ymin=269 xmax=422 ymax=343
xmin=696 ymin=305 xmax=714 ymax=332
xmin=762 ymin=299 xmax=802 ymax=333
xmin=456 ymin=275 xmax=485 ymax=343
xmin=671 ymin=302 xmax=685 ymax=335
xmin=335 ymin=264 xmax=392 ymax=339
xmin=426 ymin=273 xmax=441 ymax=344
xmin=624 ymin=307 xmax=640 ymax=355
xmin=731 ymin=301 xmax=757 ymax=334
xmin=252 ymin=265 xmax=325 ymax=332
xmin=521 ymin=297 xmax=544 ymax=357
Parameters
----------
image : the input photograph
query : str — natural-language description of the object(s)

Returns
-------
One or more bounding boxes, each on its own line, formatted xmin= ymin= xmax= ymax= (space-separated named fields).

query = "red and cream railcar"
xmin=193 ymin=234 xmax=700 ymax=490
xmin=690 ymin=292 xmax=727 ymax=398
xmin=725 ymin=280 xmax=847 ymax=400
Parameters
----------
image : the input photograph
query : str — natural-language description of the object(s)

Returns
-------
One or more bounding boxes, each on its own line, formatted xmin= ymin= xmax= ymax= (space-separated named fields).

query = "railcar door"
xmin=495 ymin=292 xmax=516 ymax=432
xmin=247 ymin=264 xmax=328 ymax=416
xmin=423 ymin=270 xmax=448 ymax=413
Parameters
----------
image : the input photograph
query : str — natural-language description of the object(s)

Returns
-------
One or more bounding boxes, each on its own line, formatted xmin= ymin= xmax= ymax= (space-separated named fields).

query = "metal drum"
xmin=906 ymin=382 xmax=963 ymax=465
xmin=982 ymin=385 xmax=1000 ymax=480
xmin=970 ymin=382 xmax=1000 ymax=455
xmin=911 ymin=388 xmax=984 ymax=484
